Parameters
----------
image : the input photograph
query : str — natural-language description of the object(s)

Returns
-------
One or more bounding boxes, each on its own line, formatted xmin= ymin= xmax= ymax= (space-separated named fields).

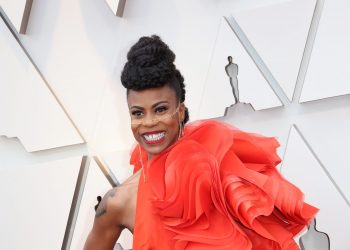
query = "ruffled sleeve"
xmin=220 ymin=129 xmax=318 ymax=249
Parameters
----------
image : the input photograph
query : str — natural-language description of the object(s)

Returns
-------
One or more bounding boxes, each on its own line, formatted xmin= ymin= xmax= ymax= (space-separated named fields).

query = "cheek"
xmin=131 ymin=125 xmax=140 ymax=141
xmin=166 ymin=119 xmax=179 ymax=135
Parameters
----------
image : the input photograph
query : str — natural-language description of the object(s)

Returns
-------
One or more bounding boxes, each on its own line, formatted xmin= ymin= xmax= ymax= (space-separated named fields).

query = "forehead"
xmin=127 ymin=84 xmax=177 ymax=107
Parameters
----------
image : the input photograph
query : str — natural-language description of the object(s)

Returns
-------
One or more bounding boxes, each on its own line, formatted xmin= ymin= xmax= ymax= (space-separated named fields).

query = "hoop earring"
xmin=178 ymin=120 xmax=184 ymax=140
xmin=138 ymin=144 xmax=146 ymax=182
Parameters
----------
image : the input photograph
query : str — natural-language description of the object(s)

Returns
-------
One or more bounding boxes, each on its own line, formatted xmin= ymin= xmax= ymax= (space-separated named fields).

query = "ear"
xmin=178 ymin=102 xmax=186 ymax=123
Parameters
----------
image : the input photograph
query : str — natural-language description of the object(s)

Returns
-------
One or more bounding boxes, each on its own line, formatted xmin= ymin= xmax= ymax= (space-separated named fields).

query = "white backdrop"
xmin=0 ymin=0 xmax=349 ymax=249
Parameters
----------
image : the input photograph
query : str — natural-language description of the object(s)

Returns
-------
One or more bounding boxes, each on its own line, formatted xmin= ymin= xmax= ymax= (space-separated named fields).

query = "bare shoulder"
xmin=95 ymin=170 xmax=141 ymax=224
xmin=95 ymin=187 xmax=122 ymax=220
xmin=84 ymin=171 xmax=141 ymax=249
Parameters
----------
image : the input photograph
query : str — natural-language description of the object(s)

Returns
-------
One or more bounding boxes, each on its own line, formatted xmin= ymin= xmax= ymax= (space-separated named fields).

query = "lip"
xmin=142 ymin=130 xmax=164 ymax=136
xmin=141 ymin=131 xmax=166 ymax=145
xmin=143 ymin=137 xmax=165 ymax=145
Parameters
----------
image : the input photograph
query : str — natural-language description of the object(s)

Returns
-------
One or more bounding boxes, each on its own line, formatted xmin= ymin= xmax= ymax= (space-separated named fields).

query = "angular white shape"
xmin=219 ymin=103 xmax=290 ymax=163
xmin=70 ymin=158 xmax=132 ymax=250
xmin=199 ymin=18 xmax=281 ymax=119
xmin=0 ymin=18 xmax=83 ymax=152
xmin=233 ymin=0 xmax=316 ymax=100
xmin=105 ymin=0 xmax=126 ymax=17
xmin=0 ymin=157 xmax=82 ymax=250
xmin=101 ymin=150 xmax=134 ymax=184
xmin=296 ymin=101 xmax=350 ymax=202
xmin=301 ymin=0 xmax=350 ymax=102
xmin=105 ymin=0 xmax=118 ymax=12
xmin=0 ymin=0 xmax=32 ymax=33
xmin=90 ymin=83 xmax=135 ymax=153
xmin=18 ymin=0 xmax=125 ymax=149
xmin=281 ymin=126 xmax=350 ymax=249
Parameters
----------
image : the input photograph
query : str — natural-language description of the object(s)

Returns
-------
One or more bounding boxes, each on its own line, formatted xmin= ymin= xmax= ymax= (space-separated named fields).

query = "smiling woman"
xmin=84 ymin=35 xmax=318 ymax=250
xmin=128 ymin=85 xmax=185 ymax=157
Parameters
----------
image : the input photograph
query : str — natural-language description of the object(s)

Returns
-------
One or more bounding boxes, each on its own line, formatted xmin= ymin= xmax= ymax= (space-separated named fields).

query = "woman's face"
xmin=127 ymin=84 xmax=185 ymax=158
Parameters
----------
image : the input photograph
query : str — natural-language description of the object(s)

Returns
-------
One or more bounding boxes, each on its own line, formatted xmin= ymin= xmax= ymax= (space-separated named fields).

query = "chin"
xmin=138 ymin=132 xmax=178 ymax=158
xmin=143 ymin=143 xmax=167 ymax=157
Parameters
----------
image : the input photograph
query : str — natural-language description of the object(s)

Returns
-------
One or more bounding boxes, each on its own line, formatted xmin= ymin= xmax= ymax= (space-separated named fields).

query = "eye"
xmin=155 ymin=106 xmax=168 ymax=114
xmin=131 ymin=110 xmax=143 ymax=118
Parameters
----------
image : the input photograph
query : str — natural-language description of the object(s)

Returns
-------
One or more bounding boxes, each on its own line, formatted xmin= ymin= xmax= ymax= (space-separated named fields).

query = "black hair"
xmin=121 ymin=35 xmax=189 ymax=124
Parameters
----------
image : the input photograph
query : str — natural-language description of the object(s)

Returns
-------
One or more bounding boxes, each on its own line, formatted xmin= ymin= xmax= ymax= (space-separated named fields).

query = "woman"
xmin=84 ymin=35 xmax=318 ymax=250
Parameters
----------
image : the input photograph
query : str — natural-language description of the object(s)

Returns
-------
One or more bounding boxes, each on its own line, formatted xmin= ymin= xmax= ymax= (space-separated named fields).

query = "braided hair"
xmin=121 ymin=35 xmax=189 ymax=124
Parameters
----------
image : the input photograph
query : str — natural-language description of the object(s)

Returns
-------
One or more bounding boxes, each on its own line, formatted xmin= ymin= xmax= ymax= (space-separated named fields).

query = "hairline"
xmin=126 ymin=81 xmax=181 ymax=103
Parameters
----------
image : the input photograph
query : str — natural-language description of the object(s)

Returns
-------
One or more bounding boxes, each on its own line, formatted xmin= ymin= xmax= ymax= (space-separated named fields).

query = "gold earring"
xmin=138 ymin=144 xmax=146 ymax=182
xmin=178 ymin=120 xmax=184 ymax=140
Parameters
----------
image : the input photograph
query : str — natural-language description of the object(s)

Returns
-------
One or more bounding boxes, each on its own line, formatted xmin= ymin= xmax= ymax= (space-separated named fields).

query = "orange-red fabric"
xmin=130 ymin=120 xmax=318 ymax=250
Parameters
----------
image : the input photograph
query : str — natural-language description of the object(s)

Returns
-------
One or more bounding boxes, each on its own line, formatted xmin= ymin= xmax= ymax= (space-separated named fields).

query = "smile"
xmin=142 ymin=131 xmax=166 ymax=144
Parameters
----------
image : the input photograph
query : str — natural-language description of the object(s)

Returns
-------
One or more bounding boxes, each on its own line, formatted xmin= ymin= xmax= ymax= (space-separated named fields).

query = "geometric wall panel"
xmin=219 ymin=103 xmax=291 ymax=158
xmin=0 ymin=157 xmax=81 ymax=250
xmin=233 ymin=0 xmax=316 ymax=101
xmin=70 ymin=158 xmax=132 ymax=250
xmin=281 ymin=126 xmax=350 ymax=249
xmin=198 ymin=17 xmax=281 ymax=119
xmin=101 ymin=150 xmax=134 ymax=184
xmin=0 ymin=18 xmax=84 ymax=152
xmin=301 ymin=0 xmax=350 ymax=102
xmin=0 ymin=0 xmax=32 ymax=34
xmin=89 ymin=88 xmax=135 ymax=154
xmin=296 ymin=101 xmax=350 ymax=202
xmin=70 ymin=158 xmax=112 ymax=250
xmin=105 ymin=0 xmax=126 ymax=17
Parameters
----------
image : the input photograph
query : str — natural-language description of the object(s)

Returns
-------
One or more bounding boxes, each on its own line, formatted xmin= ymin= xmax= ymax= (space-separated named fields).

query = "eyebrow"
xmin=130 ymin=101 xmax=170 ymax=110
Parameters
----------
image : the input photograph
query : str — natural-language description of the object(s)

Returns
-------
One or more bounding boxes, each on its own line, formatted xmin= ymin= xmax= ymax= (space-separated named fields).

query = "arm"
xmin=84 ymin=188 xmax=125 ymax=250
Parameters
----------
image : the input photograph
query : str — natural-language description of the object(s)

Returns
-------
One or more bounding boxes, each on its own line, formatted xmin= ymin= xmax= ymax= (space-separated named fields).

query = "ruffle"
xmin=131 ymin=120 xmax=318 ymax=249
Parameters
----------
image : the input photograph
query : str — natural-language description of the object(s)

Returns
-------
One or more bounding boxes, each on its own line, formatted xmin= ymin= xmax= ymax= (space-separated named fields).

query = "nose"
xmin=142 ymin=114 xmax=158 ymax=127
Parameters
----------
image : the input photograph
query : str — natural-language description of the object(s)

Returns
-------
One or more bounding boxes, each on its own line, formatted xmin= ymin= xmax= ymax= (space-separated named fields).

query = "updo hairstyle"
xmin=121 ymin=35 xmax=189 ymax=124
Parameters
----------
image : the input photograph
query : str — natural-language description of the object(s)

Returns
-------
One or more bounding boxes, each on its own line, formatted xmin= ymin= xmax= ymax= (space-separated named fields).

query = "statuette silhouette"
xmin=225 ymin=56 xmax=239 ymax=104
xmin=300 ymin=219 xmax=330 ymax=250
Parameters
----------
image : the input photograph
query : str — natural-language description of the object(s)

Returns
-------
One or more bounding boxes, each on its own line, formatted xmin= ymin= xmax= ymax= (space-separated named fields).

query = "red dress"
xmin=130 ymin=120 xmax=318 ymax=250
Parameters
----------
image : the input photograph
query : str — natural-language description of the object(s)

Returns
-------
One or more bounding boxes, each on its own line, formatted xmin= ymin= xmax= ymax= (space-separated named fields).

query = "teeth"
xmin=143 ymin=132 xmax=165 ymax=142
